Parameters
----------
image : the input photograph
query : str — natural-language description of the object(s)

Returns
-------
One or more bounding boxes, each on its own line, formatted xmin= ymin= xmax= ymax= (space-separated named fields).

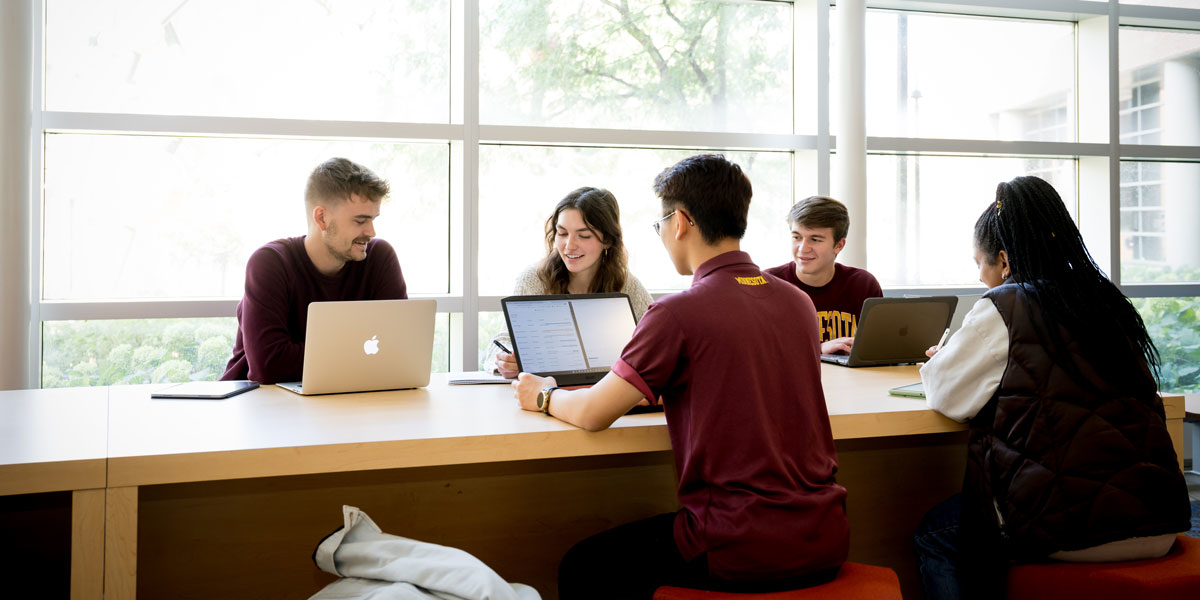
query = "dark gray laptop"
xmin=821 ymin=296 xmax=958 ymax=367
xmin=501 ymin=293 xmax=636 ymax=387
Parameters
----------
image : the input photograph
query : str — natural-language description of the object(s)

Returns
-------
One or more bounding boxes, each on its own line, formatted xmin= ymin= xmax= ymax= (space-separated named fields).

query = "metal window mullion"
xmin=36 ymin=297 xmax=465 ymax=322
xmin=28 ymin=0 xmax=45 ymax=389
xmin=460 ymin=0 xmax=480 ymax=371
xmin=816 ymin=0 xmax=831 ymax=196
xmin=40 ymin=111 xmax=466 ymax=142
xmin=1108 ymin=1 xmax=1122 ymax=287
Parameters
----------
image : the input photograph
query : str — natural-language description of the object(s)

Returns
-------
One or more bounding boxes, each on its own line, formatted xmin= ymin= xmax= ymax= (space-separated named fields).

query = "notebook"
xmin=888 ymin=382 xmax=926 ymax=398
xmin=277 ymin=299 xmax=437 ymax=395
xmin=820 ymin=296 xmax=958 ymax=367
xmin=500 ymin=293 xmax=637 ymax=387
xmin=152 ymin=380 xmax=259 ymax=399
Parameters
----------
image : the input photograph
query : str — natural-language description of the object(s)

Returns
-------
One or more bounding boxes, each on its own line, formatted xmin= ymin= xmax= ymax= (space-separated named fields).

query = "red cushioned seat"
xmin=1007 ymin=535 xmax=1200 ymax=600
xmin=653 ymin=562 xmax=902 ymax=600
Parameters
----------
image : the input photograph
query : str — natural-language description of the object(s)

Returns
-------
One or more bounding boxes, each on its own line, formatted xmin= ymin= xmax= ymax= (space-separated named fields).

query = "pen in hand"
xmin=933 ymin=328 xmax=951 ymax=352
xmin=493 ymin=339 xmax=513 ymax=355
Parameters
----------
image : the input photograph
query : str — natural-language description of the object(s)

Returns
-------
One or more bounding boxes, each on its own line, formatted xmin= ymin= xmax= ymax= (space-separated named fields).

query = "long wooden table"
xmin=2 ymin=367 xmax=1187 ymax=599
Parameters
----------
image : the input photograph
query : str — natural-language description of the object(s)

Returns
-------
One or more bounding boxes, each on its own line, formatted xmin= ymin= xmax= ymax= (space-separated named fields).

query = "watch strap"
xmin=538 ymin=386 xmax=559 ymax=414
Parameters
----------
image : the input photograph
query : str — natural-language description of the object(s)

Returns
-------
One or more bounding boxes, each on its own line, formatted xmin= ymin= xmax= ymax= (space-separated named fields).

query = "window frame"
xmin=24 ymin=0 xmax=1200 ymax=385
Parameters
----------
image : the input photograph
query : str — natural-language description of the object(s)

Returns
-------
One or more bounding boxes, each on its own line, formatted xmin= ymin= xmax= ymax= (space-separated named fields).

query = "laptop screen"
xmin=501 ymin=293 xmax=637 ymax=384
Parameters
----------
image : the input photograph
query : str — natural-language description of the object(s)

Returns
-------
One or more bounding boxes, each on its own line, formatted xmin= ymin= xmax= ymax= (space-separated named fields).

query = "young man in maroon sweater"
xmin=762 ymin=196 xmax=882 ymax=356
xmin=221 ymin=158 xmax=407 ymax=384
xmin=513 ymin=154 xmax=848 ymax=598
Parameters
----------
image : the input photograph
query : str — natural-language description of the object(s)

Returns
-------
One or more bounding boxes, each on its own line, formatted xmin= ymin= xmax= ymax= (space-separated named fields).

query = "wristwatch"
xmin=537 ymin=386 xmax=559 ymax=414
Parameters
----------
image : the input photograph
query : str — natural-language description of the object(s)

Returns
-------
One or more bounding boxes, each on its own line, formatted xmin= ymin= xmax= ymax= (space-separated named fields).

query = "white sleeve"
xmin=920 ymin=298 xmax=1009 ymax=423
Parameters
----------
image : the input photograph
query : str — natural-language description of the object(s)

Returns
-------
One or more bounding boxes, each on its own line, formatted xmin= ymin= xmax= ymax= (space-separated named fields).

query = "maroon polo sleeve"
xmin=611 ymin=302 xmax=685 ymax=404
xmin=367 ymin=239 xmax=408 ymax=300
xmin=239 ymin=247 xmax=305 ymax=384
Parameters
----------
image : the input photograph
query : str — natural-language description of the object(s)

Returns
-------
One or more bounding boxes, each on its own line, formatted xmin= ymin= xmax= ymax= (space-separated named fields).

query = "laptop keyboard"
xmin=820 ymin=353 xmax=850 ymax=365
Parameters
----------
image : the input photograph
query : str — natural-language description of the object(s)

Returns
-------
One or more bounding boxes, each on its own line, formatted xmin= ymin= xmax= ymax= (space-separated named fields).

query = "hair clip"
xmin=995 ymin=199 xmax=1003 ymax=214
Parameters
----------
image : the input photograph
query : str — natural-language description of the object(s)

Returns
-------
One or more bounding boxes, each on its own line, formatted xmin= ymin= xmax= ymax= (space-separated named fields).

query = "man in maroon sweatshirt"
xmin=221 ymin=158 xmax=408 ymax=384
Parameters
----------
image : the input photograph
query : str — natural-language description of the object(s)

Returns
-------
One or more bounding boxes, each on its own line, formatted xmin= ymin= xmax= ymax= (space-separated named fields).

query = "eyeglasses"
xmin=651 ymin=210 xmax=677 ymax=235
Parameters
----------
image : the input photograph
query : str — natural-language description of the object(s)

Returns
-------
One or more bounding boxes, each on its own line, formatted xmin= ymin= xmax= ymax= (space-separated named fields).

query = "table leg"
xmin=1188 ymin=420 xmax=1199 ymax=475
xmin=70 ymin=488 xmax=104 ymax=600
xmin=105 ymin=486 xmax=138 ymax=600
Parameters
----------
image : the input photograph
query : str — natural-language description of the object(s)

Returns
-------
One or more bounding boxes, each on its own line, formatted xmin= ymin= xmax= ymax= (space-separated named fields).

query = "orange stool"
xmin=653 ymin=562 xmax=903 ymax=600
xmin=1007 ymin=535 xmax=1200 ymax=600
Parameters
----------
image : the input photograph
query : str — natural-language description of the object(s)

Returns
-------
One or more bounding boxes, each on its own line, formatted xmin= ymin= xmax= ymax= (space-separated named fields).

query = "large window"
xmin=46 ymin=1 xmax=452 ymax=122
xmin=833 ymin=10 xmax=1076 ymax=141
xmin=862 ymin=154 xmax=1076 ymax=287
xmin=25 ymin=1 xmax=1200 ymax=390
xmin=479 ymin=0 xmax=795 ymax=133
xmin=43 ymin=136 xmax=451 ymax=299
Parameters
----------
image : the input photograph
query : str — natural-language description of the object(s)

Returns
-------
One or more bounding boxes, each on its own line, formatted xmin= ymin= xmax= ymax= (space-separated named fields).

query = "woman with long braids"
xmin=912 ymin=175 xmax=1190 ymax=600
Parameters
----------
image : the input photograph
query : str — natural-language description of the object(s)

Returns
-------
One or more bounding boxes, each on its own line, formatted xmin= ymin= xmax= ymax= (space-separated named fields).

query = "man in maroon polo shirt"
xmin=512 ymin=154 xmax=848 ymax=598
xmin=763 ymin=196 xmax=882 ymax=356
xmin=221 ymin=158 xmax=407 ymax=384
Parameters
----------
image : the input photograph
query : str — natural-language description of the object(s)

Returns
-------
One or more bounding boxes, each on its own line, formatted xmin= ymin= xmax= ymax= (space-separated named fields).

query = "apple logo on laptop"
xmin=363 ymin=335 xmax=380 ymax=356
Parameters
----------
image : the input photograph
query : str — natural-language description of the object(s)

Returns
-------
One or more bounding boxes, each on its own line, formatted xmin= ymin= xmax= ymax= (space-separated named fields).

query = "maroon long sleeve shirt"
xmin=221 ymin=236 xmax=407 ymax=383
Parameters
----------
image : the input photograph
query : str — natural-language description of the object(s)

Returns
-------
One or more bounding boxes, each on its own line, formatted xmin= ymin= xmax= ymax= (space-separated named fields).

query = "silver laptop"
xmin=821 ymin=296 xmax=957 ymax=367
xmin=278 ymin=299 xmax=436 ymax=395
xmin=501 ymin=293 xmax=637 ymax=387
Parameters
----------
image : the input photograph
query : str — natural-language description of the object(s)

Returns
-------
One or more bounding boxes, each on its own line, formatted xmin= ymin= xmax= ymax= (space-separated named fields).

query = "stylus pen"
xmin=492 ymin=339 xmax=513 ymax=355
xmin=933 ymin=328 xmax=951 ymax=352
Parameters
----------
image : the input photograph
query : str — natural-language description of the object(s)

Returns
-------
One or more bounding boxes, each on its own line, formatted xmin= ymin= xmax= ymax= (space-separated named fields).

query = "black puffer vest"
xmin=962 ymin=283 xmax=1190 ymax=559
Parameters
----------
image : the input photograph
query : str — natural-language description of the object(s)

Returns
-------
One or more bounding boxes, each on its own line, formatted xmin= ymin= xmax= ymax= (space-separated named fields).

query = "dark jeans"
xmin=913 ymin=494 xmax=1008 ymax=600
xmin=558 ymin=512 xmax=839 ymax=600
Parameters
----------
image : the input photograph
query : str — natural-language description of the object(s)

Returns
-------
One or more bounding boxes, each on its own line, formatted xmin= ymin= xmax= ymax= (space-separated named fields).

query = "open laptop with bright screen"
xmin=277 ymin=299 xmax=436 ymax=395
xmin=501 ymin=293 xmax=637 ymax=387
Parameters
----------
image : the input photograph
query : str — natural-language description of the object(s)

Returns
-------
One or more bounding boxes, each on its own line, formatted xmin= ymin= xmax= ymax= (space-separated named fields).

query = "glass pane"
xmin=1121 ymin=210 xmax=1141 ymax=233
xmin=1141 ymin=81 xmax=1161 ymax=106
xmin=43 ymin=135 xmax=450 ymax=299
xmin=1142 ymin=106 xmax=1162 ymax=130
xmin=1121 ymin=211 xmax=1138 ymax=232
xmin=42 ymin=313 xmax=449 ymax=388
xmin=478 ymin=311 xmax=508 ymax=371
xmin=833 ymin=10 xmax=1075 ymax=141
xmin=1119 ymin=27 xmax=1200 ymax=145
xmin=45 ymin=0 xmax=450 ymax=122
xmin=858 ymin=154 xmax=1077 ymax=287
xmin=1143 ymin=184 xmax=1162 ymax=207
xmin=431 ymin=312 xmax=450 ymax=374
xmin=1119 ymin=161 xmax=1200 ymax=282
xmin=1130 ymin=297 xmax=1200 ymax=394
xmin=480 ymin=0 xmax=795 ymax=133
xmin=42 ymin=318 xmax=237 ymax=387
xmin=478 ymin=146 xmax=803 ymax=295
xmin=1142 ymin=236 xmax=1166 ymax=262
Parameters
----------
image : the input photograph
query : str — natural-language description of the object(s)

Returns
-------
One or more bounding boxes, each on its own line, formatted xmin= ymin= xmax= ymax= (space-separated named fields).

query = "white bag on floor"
xmin=309 ymin=505 xmax=541 ymax=600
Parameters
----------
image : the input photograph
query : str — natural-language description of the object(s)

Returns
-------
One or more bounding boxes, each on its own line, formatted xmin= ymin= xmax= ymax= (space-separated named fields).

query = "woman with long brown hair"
xmin=486 ymin=187 xmax=653 ymax=378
